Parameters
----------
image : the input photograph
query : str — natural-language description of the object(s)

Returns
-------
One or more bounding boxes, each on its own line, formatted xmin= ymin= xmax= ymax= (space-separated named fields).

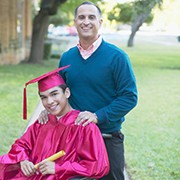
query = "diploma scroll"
xmin=34 ymin=150 xmax=65 ymax=169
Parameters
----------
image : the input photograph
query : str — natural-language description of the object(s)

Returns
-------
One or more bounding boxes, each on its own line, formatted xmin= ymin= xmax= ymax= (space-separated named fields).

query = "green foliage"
xmin=108 ymin=0 xmax=163 ymax=24
xmin=108 ymin=3 xmax=133 ymax=23
xmin=145 ymin=13 xmax=154 ymax=24
xmin=132 ymin=0 xmax=162 ymax=21
xmin=43 ymin=42 xmax=52 ymax=60
xmin=49 ymin=10 xmax=70 ymax=26
xmin=49 ymin=0 xmax=102 ymax=26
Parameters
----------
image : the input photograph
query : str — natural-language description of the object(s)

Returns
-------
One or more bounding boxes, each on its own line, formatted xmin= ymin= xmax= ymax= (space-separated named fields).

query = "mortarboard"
xmin=23 ymin=65 xmax=70 ymax=120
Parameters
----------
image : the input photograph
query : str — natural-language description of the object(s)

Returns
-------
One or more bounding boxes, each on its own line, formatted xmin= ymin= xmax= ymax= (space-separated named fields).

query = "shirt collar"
xmin=77 ymin=35 xmax=102 ymax=52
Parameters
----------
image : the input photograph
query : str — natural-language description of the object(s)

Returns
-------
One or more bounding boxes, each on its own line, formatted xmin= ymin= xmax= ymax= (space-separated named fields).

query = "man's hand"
xmin=38 ymin=160 xmax=55 ymax=175
xmin=20 ymin=160 xmax=37 ymax=176
xmin=38 ymin=110 xmax=49 ymax=124
xmin=75 ymin=111 xmax=98 ymax=126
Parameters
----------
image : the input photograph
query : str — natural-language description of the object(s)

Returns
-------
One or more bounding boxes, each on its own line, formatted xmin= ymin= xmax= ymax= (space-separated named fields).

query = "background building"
xmin=0 ymin=0 xmax=32 ymax=65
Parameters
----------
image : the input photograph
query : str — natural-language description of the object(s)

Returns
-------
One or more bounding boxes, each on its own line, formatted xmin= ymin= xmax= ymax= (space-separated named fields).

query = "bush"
xmin=51 ymin=54 xmax=61 ymax=59
xmin=43 ymin=42 xmax=52 ymax=60
xmin=177 ymin=36 xmax=180 ymax=42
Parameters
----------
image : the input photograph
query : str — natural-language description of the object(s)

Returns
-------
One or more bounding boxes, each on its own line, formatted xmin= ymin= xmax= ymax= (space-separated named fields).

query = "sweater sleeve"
xmin=55 ymin=124 xmax=109 ymax=179
xmin=95 ymin=52 xmax=138 ymax=125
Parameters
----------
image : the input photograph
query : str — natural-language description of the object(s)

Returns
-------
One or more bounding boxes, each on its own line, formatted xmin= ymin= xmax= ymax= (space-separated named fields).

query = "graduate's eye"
xmin=52 ymin=93 xmax=58 ymax=96
xmin=40 ymin=96 xmax=47 ymax=100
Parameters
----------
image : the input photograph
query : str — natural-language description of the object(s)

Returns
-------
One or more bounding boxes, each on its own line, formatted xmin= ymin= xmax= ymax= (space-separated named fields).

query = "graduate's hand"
xmin=38 ymin=109 xmax=49 ymax=124
xmin=38 ymin=160 xmax=55 ymax=175
xmin=20 ymin=160 xmax=37 ymax=176
xmin=75 ymin=111 xmax=98 ymax=126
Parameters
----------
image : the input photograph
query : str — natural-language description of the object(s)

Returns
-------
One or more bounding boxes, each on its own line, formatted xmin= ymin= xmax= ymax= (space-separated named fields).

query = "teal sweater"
xmin=59 ymin=39 xmax=137 ymax=133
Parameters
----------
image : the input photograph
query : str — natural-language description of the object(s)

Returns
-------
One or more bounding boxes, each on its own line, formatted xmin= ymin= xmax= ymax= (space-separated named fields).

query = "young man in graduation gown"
xmin=0 ymin=66 xmax=109 ymax=180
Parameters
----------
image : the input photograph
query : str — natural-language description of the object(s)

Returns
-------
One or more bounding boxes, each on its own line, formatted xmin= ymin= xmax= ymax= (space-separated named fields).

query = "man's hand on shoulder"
xmin=75 ymin=111 xmax=98 ymax=126
xmin=38 ymin=110 xmax=49 ymax=124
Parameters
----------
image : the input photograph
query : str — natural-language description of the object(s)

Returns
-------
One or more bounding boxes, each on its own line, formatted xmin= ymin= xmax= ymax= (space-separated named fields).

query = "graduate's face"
xmin=74 ymin=4 xmax=102 ymax=42
xmin=39 ymin=86 xmax=71 ymax=116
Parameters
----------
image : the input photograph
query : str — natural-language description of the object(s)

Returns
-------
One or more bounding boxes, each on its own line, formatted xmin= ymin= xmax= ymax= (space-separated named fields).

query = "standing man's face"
xmin=74 ymin=4 xmax=103 ymax=42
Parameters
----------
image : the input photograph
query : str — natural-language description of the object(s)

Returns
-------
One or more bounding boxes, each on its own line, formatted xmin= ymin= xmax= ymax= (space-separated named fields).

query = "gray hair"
xmin=74 ymin=1 xmax=102 ymax=18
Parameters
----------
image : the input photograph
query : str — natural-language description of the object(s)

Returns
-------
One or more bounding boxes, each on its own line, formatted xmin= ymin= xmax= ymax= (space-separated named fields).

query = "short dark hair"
xmin=58 ymin=84 xmax=68 ymax=93
xmin=74 ymin=1 xmax=102 ymax=18
xmin=38 ymin=84 xmax=68 ymax=96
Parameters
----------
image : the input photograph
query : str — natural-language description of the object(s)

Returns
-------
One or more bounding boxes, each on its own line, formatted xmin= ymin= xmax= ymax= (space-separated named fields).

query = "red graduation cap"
xmin=23 ymin=65 xmax=70 ymax=120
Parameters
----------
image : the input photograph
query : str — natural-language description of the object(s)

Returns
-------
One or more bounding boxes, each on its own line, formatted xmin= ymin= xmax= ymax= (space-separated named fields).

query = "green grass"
xmin=0 ymin=60 xmax=58 ymax=153
xmin=0 ymin=39 xmax=179 ymax=179
xmin=123 ymin=43 xmax=180 ymax=180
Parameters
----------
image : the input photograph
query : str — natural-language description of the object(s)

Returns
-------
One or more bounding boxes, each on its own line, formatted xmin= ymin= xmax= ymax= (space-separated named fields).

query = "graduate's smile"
xmin=40 ymin=86 xmax=71 ymax=117
xmin=48 ymin=104 xmax=58 ymax=112
xmin=48 ymin=102 xmax=64 ymax=115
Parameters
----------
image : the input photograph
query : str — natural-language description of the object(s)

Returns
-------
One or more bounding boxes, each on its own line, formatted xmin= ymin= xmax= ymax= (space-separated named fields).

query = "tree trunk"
xmin=128 ymin=15 xmax=145 ymax=47
xmin=28 ymin=0 xmax=67 ymax=64
xmin=128 ymin=31 xmax=135 ymax=47
xmin=28 ymin=9 xmax=49 ymax=63
xmin=127 ymin=1 xmax=159 ymax=47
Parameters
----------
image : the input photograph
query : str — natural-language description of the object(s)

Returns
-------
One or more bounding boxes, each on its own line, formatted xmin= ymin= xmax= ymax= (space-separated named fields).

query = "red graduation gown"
xmin=0 ymin=110 xmax=109 ymax=180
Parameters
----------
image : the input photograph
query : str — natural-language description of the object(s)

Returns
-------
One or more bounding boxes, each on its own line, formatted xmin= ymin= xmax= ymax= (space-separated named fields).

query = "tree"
xmin=128 ymin=0 xmax=163 ymax=47
xmin=28 ymin=0 xmax=67 ymax=64
xmin=56 ymin=0 xmax=102 ymax=26
xmin=28 ymin=0 xmax=101 ymax=64
xmin=108 ymin=0 xmax=163 ymax=47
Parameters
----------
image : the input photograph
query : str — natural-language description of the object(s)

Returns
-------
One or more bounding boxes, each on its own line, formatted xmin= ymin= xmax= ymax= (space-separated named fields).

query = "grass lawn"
xmin=0 ymin=36 xmax=179 ymax=179
xmin=123 ymin=42 xmax=180 ymax=179
xmin=0 ymin=60 xmax=58 ymax=153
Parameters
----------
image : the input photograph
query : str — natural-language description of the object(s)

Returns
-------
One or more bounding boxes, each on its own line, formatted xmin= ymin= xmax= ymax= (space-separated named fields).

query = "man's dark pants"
xmin=100 ymin=131 xmax=125 ymax=180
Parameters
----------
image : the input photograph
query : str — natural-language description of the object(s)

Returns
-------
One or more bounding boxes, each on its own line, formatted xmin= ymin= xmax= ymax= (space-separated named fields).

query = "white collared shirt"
xmin=77 ymin=36 xmax=102 ymax=59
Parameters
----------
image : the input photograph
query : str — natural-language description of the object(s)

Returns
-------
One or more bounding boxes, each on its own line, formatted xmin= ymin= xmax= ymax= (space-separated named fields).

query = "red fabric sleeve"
xmin=0 ymin=121 xmax=40 ymax=164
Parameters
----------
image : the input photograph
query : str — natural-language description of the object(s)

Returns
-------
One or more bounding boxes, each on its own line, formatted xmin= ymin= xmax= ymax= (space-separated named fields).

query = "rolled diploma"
xmin=34 ymin=150 xmax=65 ymax=169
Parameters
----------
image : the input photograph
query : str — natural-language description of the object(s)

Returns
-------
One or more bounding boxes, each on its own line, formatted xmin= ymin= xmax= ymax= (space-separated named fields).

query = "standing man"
xmin=39 ymin=1 xmax=137 ymax=180
xmin=60 ymin=2 xmax=138 ymax=179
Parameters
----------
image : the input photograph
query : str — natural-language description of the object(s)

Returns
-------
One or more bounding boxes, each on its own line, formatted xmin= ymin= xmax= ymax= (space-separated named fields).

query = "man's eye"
xmin=78 ymin=15 xmax=84 ymax=20
xmin=89 ymin=15 xmax=95 ymax=20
